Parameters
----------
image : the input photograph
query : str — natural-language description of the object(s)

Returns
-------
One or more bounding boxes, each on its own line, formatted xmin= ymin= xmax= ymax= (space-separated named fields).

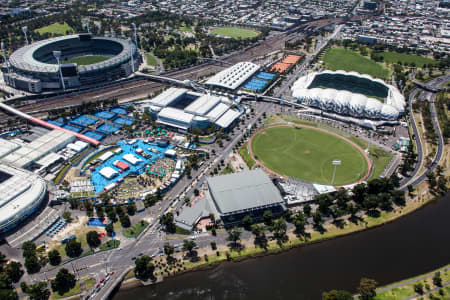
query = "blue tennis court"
xmin=73 ymin=115 xmax=98 ymax=126
xmin=47 ymin=120 xmax=63 ymax=127
xmin=62 ymin=124 xmax=82 ymax=133
xmin=244 ymin=78 xmax=269 ymax=92
xmin=84 ymin=131 xmax=104 ymax=141
xmin=90 ymin=140 xmax=173 ymax=193
xmin=97 ymin=123 xmax=119 ymax=134
xmin=110 ymin=107 xmax=127 ymax=115
xmin=114 ymin=117 xmax=134 ymax=126
xmin=94 ymin=111 xmax=116 ymax=120
xmin=256 ymin=72 xmax=276 ymax=80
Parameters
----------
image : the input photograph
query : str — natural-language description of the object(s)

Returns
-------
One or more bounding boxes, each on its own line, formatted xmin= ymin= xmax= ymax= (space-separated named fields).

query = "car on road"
xmin=100 ymin=278 xmax=105 ymax=283
xmin=110 ymin=271 xmax=115 ymax=275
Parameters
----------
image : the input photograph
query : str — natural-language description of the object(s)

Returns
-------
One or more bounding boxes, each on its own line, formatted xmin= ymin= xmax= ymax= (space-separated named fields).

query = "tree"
xmin=22 ymin=241 xmax=36 ymax=258
xmin=48 ymin=250 xmax=61 ymax=266
xmin=127 ymin=203 xmax=136 ymax=216
xmin=65 ymin=240 xmax=82 ymax=258
xmin=271 ymin=218 xmax=288 ymax=247
xmin=134 ymin=255 xmax=155 ymax=280
xmin=163 ymin=243 xmax=174 ymax=258
xmin=120 ymin=214 xmax=131 ymax=228
xmin=358 ymin=278 xmax=378 ymax=300
xmin=303 ymin=204 xmax=312 ymax=216
xmin=293 ymin=211 xmax=308 ymax=239
xmin=51 ymin=269 xmax=76 ymax=295
xmin=24 ymin=255 xmax=40 ymax=274
xmin=226 ymin=227 xmax=242 ymax=249
xmin=433 ymin=272 xmax=442 ymax=287
xmin=62 ymin=211 xmax=72 ymax=223
xmin=263 ymin=210 xmax=273 ymax=226
xmin=22 ymin=281 xmax=50 ymax=300
xmin=241 ymin=215 xmax=253 ymax=230
xmin=159 ymin=212 xmax=176 ymax=233
xmin=182 ymin=239 xmax=197 ymax=256
xmin=105 ymin=223 xmax=114 ymax=237
xmin=0 ymin=272 xmax=17 ymax=299
xmin=86 ymin=231 xmax=101 ymax=248
xmin=251 ymin=224 xmax=268 ymax=249
xmin=5 ymin=261 xmax=23 ymax=283
xmin=414 ymin=282 xmax=424 ymax=294
xmin=322 ymin=289 xmax=353 ymax=300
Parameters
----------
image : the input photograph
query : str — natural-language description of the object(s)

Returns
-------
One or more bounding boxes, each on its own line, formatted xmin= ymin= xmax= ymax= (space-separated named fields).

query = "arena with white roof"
xmin=205 ymin=61 xmax=260 ymax=90
xmin=138 ymin=88 xmax=242 ymax=132
xmin=291 ymin=70 xmax=406 ymax=120
xmin=0 ymin=163 xmax=46 ymax=233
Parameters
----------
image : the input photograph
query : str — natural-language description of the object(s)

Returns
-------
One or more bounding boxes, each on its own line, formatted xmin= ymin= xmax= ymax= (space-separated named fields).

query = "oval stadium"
xmin=3 ymin=33 xmax=140 ymax=93
xmin=291 ymin=70 xmax=406 ymax=120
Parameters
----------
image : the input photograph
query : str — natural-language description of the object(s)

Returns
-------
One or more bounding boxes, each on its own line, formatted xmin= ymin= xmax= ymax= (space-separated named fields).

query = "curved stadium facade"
xmin=3 ymin=34 xmax=140 ymax=93
xmin=291 ymin=70 xmax=406 ymax=120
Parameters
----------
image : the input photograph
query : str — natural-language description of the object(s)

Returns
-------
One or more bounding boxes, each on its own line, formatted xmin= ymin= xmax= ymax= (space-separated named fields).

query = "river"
xmin=114 ymin=193 xmax=450 ymax=300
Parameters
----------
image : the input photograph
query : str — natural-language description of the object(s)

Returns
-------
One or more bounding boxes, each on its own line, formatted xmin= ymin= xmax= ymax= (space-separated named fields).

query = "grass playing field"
xmin=210 ymin=27 xmax=260 ymax=39
xmin=322 ymin=48 xmax=389 ymax=80
xmin=374 ymin=51 xmax=437 ymax=68
xmin=35 ymin=22 xmax=74 ymax=35
xmin=145 ymin=53 xmax=158 ymax=66
xmin=64 ymin=55 xmax=110 ymax=65
xmin=251 ymin=126 xmax=369 ymax=185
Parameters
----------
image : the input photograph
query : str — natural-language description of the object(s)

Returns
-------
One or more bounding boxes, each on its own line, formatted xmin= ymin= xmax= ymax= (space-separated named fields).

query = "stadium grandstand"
xmin=291 ymin=70 xmax=406 ymax=120
xmin=205 ymin=61 xmax=260 ymax=90
xmin=2 ymin=33 xmax=140 ymax=93
xmin=0 ymin=163 xmax=47 ymax=233
xmin=137 ymin=88 xmax=242 ymax=133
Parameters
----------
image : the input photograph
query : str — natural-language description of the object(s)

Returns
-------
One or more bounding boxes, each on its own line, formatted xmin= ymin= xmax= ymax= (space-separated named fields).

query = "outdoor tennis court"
xmin=244 ymin=78 xmax=269 ymax=92
xmin=84 ymin=131 xmax=104 ymax=141
xmin=62 ymin=124 xmax=82 ymax=133
xmin=94 ymin=111 xmax=116 ymax=120
xmin=256 ymin=72 xmax=276 ymax=80
xmin=114 ymin=117 xmax=134 ymax=126
xmin=97 ymin=123 xmax=120 ymax=134
xmin=47 ymin=120 xmax=63 ymax=127
xmin=72 ymin=115 xmax=98 ymax=126
xmin=111 ymin=107 xmax=127 ymax=115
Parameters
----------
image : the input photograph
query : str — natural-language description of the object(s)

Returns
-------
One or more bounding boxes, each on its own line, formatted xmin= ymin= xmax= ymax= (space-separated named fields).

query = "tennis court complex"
xmin=94 ymin=111 xmax=116 ymax=120
xmin=244 ymin=78 xmax=269 ymax=92
xmin=111 ymin=107 xmax=127 ymax=115
xmin=84 ymin=131 xmax=104 ymax=141
xmin=62 ymin=124 xmax=82 ymax=133
xmin=97 ymin=124 xmax=120 ymax=134
xmin=256 ymin=72 xmax=276 ymax=80
xmin=114 ymin=117 xmax=134 ymax=126
xmin=72 ymin=115 xmax=98 ymax=126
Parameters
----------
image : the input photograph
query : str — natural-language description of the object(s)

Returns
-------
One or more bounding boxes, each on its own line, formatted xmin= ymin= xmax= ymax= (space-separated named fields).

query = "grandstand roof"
xmin=215 ymin=109 xmax=241 ymax=128
xmin=205 ymin=62 xmax=260 ymax=90
xmin=184 ymin=94 xmax=221 ymax=116
xmin=158 ymin=107 xmax=195 ymax=124
xmin=149 ymin=88 xmax=188 ymax=107
xmin=206 ymin=169 xmax=284 ymax=215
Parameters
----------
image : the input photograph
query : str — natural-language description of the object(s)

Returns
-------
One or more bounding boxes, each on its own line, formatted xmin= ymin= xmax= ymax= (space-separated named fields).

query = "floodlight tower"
xmin=84 ymin=18 xmax=90 ymax=33
xmin=22 ymin=26 xmax=29 ymax=45
xmin=131 ymin=23 xmax=138 ymax=48
xmin=129 ymin=42 xmax=135 ymax=74
xmin=1 ymin=42 xmax=10 ymax=73
xmin=53 ymin=51 xmax=66 ymax=90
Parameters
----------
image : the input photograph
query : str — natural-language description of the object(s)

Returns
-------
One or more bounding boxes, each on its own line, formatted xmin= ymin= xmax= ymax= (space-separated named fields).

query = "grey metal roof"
xmin=175 ymin=193 xmax=219 ymax=231
xmin=207 ymin=169 xmax=284 ymax=215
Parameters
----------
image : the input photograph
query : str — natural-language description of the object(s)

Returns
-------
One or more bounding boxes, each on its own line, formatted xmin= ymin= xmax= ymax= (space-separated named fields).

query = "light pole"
xmin=130 ymin=42 xmax=135 ymax=74
xmin=53 ymin=51 xmax=66 ymax=90
xmin=131 ymin=23 xmax=138 ymax=48
xmin=22 ymin=26 xmax=29 ymax=45
xmin=331 ymin=160 xmax=341 ymax=185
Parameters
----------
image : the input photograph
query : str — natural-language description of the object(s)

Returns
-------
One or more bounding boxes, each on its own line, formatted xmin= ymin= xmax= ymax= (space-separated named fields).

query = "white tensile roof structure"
xmin=99 ymin=166 xmax=118 ymax=179
xmin=205 ymin=62 xmax=260 ymax=90
xmin=291 ymin=70 xmax=406 ymax=120
xmin=123 ymin=153 xmax=141 ymax=165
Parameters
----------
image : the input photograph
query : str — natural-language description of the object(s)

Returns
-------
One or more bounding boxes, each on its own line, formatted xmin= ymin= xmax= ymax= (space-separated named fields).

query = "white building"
xmin=205 ymin=61 xmax=260 ymax=90
xmin=99 ymin=166 xmax=118 ymax=179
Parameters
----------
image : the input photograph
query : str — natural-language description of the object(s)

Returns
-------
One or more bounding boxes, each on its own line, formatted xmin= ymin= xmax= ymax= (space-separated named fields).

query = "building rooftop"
xmin=207 ymin=169 xmax=284 ymax=215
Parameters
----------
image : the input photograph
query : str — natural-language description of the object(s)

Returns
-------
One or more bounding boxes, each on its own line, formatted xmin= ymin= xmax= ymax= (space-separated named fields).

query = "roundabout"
xmin=249 ymin=125 xmax=372 ymax=186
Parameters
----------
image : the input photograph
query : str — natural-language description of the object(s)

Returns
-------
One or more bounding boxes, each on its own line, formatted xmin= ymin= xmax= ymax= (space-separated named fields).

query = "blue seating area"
xmin=84 ymin=131 xmax=104 ymax=141
xmin=72 ymin=115 xmax=98 ymax=126
xmin=62 ymin=124 xmax=82 ymax=132
xmin=48 ymin=120 xmax=63 ymax=127
xmin=111 ymin=107 xmax=127 ymax=115
xmin=244 ymin=78 xmax=269 ymax=92
xmin=45 ymin=218 xmax=67 ymax=238
xmin=97 ymin=123 xmax=120 ymax=134
xmin=95 ymin=111 xmax=116 ymax=120
xmin=113 ymin=117 xmax=134 ymax=126
xmin=256 ymin=72 xmax=276 ymax=80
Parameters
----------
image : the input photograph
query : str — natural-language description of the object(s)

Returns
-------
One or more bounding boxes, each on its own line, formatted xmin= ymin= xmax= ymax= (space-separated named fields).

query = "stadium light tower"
xmin=84 ymin=18 xmax=90 ymax=33
xmin=131 ymin=23 xmax=138 ymax=48
xmin=130 ymin=44 xmax=135 ymax=74
xmin=22 ymin=26 xmax=29 ymax=45
xmin=331 ymin=160 xmax=341 ymax=185
xmin=1 ymin=42 xmax=10 ymax=73
xmin=53 ymin=51 xmax=66 ymax=90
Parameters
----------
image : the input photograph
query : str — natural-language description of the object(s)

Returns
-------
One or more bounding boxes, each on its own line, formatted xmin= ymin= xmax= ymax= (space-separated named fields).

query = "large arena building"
xmin=2 ymin=33 xmax=140 ymax=93
xmin=291 ymin=70 xmax=406 ymax=120
xmin=0 ymin=163 xmax=46 ymax=233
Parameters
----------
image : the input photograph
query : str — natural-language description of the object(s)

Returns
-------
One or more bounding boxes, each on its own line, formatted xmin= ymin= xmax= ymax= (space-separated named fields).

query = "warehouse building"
xmin=175 ymin=169 xmax=286 ymax=231
xmin=137 ymin=88 xmax=241 ymax=133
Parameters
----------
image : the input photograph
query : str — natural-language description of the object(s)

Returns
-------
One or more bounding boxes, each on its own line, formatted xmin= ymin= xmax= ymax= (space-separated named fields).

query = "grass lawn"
xmin=220 ymin=163 xmax=234 ymax=175
xmin=211 ymin=27 xmax=259 ymax=39
xmin=376 ymin=51 xmax=437 ymax=68
xmin=53 ymin=164 xmax=69 ymax=183
xmin=99 ymin=239 xmax=120 ymax=250
xmin=51 ymin=282 xmax=81 ymax=300
xmin=175 ymin=226 xmax=191 ymax=235
xmin=251 ymin=126 xmax=368 ymax=185
xmin=145 ymin=53 xmax=158 ymax=66
xmin=84 ymin=278 xmax=96 ymax=290
xmin=239 ymin=142 xmax=256 ymax=169
xmin=36 ymin=22 xmax=74 ymax=35
xmin=179 ymin=26 xmax=193 ymax=32
xmin=322 ymin=48 xmax=389 ymax=79
xmin=122 ymin=220 xmax=149 ymax=238
xmin=64 ymin=55 xmax=109 ymax=65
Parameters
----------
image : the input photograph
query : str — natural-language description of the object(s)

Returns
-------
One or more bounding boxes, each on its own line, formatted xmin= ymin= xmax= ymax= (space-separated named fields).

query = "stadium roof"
xmin=149 ymin=88 xmax=188 ymax=107
xmin=0 ymin=164 xmax=46 ymax=232
xmin=206 ymin=102 xmax=229 ymax=121
xmin=207 ymin=169 xmax=284 ymax=215
xmin=184 ymin=94 xmax=221 ymax=116
xmin=158 ymin=107 xmax=195 ymax=124
xmin=206 ymin=62 xmax=260 ymax=90
xmin=215 ymin=109 xmax=241 ymax=128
